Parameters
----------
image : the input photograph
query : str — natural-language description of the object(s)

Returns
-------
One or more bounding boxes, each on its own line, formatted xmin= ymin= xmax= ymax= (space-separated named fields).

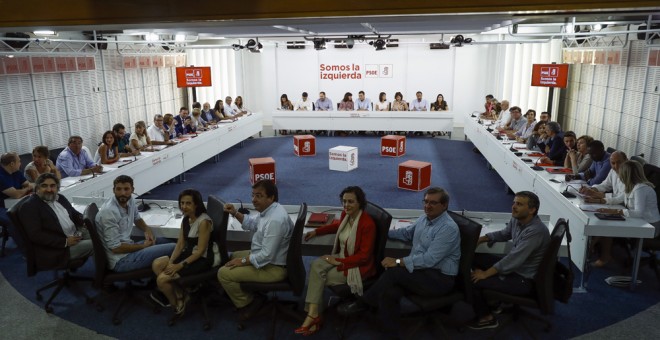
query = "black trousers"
xmin=362 ymin=267 xmax=455 ymax=334
xmin=472 ymin=254 xmax=534 ymax=318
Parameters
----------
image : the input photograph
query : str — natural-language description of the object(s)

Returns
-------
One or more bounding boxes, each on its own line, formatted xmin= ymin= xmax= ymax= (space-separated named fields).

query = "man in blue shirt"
xmin=0 ymin=152 xmax=33 ymax=229
xmin=314 ymin=91 xmax=333 ymax=111
xmin=469 ymin=191 xmax=549 ymax=330
xmin=56 ymin=136 xmax=102 ymax=178
xmin=339 ymin=187 xmax=461 ymax=337
xmin=172 ymin=106 xmax=189 ymax=137
xmin=218 ymin=180 xmax=294 ymax=321
xmin=578 ymin=140 xmax=611 ymax=185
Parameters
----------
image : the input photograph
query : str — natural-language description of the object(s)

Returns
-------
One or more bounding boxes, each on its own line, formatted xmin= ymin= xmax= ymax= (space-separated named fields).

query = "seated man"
xmin=0 ymin=152 xmax=33 ymax=227
xmin=147 ymin=114 xmax=175 ymax=146
xmin=315 ymin=91 xmax=333 ymax=111
xmin=493 ymin=100 xmax=510 ymax=129
xmin=575 ymin=140 xmax=611 ymax=186
xmin=538 ymin=121 xmax=566 ymax=166
xmin=355 ymin=91 xmax=371 ymax=111
xmin=470 ymin=191 xmax=550 ymax=330
xmin=499 ymin=106 xmax=523 ymax=132
xmin=579 ymin=151 xmax=627 ymax=204
xmin=338 ymin=187 xmax=460 ymax=338
xmin=19 ymin=173 xmax=93 ymax=268
xmin=409 ymin=91 xmax=428 ymax=111
xmin=295 ymin=92 xmax=313 ymax=111
xmin=56 ymin=136 xmax=103 ymax=178
xmin=112 ymin=123 xmax=138 ymax=157
xmin=172 ymin=107 xmax=189 ymax=137
xmin=96 ymin=175 xmax=174 ymax=272
xmin=218 ymin=180 xmax=293 ymax=320
xmin=223 ymin=96 xmax=244 ymax=118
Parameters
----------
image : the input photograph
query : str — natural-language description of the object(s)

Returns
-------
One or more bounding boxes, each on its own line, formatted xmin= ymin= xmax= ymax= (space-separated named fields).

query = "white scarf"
xmin=332 ymin=210 xmax=363 ymax=295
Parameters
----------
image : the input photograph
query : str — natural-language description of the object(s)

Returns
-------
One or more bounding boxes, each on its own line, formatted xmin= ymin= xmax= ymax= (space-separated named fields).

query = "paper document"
xmin=142 ymin=214 xmax=172 ymax=226
xmin=393 ymin=219 xmax=413 ymax=230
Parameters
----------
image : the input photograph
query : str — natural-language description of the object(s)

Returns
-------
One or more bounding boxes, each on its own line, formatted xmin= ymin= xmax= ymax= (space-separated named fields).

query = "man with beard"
xmin=96 ymin=175 xmax=174 ymax=272
xmin=19 ymin=173 xmax=93 ymax=267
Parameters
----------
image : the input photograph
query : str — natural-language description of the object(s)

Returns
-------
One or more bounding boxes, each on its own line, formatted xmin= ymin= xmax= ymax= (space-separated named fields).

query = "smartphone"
xmin=549 ymin=179 xmax=561 ymax=183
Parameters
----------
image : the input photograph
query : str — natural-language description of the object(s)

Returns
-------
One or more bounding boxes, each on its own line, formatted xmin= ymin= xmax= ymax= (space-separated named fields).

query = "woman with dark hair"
xmin=130 ymin=121 xmax=152 ymax=151
xmin=233 ymin=96 xmax=249 ymax=115
xmin=391 ymin=92 xmax=408 ymax=111
xmin=565 ymin=135 xmax=594 ymax=174
xmin=375 ymin=92 xmax=390 ymax=111
xmin=279 ymin=94 xmax=294 ymax=135
xmin=212 ymin=99 xmax=227 ymax=121
xmin=24 ymin=145 xmax=61 ymax=182
xmin=151 ymin=189 xmax=214 ymax=315
xmin=296 ymin=186 xmax=377 ymax=336
xmin=430 ymin=93 xmax=449 ymax=111
xmin=338 ymin=92 xmax=354 ymax=111
xmin=526 ymin=120 xmax=548 ymax=151
xmin=94 ymin=130 xmax=120 ymax=164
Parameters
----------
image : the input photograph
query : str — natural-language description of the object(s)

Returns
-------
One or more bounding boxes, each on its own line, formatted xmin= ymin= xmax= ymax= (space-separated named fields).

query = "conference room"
xmin=1 ymin=2 xmax=659 ymax=339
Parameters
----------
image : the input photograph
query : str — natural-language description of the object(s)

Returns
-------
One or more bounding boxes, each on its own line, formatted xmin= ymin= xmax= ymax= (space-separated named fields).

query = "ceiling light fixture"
xmin=245 ymin=38 xmax=263 ymax=52
xmin=313 ymin=38 xmax=326 ymax=50
xmin=33 ymin=30 xmax=56 ymax=36
xmin=370 ymin=36 xmax=387 ymax=51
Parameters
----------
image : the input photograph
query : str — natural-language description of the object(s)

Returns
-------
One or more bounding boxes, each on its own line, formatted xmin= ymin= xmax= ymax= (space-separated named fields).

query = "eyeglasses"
xmin=422 ymin=200 xmax=442 ymax=206
xmin=341 ymin=199 xmax=357 ymax=204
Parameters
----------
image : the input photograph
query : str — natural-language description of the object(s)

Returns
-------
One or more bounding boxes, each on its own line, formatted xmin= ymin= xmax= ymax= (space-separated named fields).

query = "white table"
xmin=464 ymin=115 xmax=655 ymax=290
xmin=35 ymin=113 xmax=263 ymax=202
xmin=272 ymin=110 xmax=453 ymax=135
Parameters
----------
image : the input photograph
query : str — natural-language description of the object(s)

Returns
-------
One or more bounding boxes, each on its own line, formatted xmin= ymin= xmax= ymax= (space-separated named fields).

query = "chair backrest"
xmin=364 ymin=201 xmax=393 ymax=277
xmin=18 ymin=153 xmax=33 ymax=174
xmin=631 ymin=155 xmax=646 ymax=166
xmin=533 ymin=218 xmax=567 ymax=314
xmin=49 ymin=147 xmax=65 ymax=165
xmin=7 ymin=196 xmax=36 ymax=276
xmin=606 ymin=147 xmax=617 ymax=154
xmin=286 ymin=203 xmax=307 ymax=296
xmin=643 ymin=163 xmax=660 ymax=210
xmin=207 ymin=195 xmax=230 ymax=266
xmin=447 ymin=211 xmax=482 ymax=304
xmin=83 ymin=203 xmax=109 ymax=289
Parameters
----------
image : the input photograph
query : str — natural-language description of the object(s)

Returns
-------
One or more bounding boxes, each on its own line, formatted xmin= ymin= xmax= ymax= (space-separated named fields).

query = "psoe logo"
xmin=403 ymin=170 xmax=413 ymax=185
xmin=349 ymin=153 xmax=355 ymax=166
xmin=254 ymin=173 xmax=274 ymax=181
xmin=399 ymin=140 xmax=404 ymax=152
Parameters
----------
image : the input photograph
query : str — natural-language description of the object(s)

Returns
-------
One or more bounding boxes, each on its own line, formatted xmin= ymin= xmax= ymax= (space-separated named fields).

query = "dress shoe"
xmin=337 ymin=300 xmax=368 ymax=316
xmin=294 ymin=314 xmax=323 ymax=335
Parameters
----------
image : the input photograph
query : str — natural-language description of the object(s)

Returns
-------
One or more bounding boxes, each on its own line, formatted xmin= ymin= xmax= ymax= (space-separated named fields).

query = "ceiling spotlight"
xmin=450 ymin=34 xmax=465 ymax=47
xmin=370 ymin=37 xmax=387 ymax=51
xmin=313 ymin=38 xmax=326 ymax=50
xmin=232 ymin=44 xmax=244 ymax=51
xmin=346 ymin=38 xmax=355 ymax=49
xmin=245 ymin=38 xmax=262 ymax=52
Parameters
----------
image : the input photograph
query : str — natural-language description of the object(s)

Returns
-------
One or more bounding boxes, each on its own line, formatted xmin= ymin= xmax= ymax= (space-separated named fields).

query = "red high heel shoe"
xmin=294 ymin=314 xmax=323 ymax=335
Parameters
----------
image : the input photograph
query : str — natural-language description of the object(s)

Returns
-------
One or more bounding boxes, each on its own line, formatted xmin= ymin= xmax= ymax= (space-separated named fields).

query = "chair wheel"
xmin=112 ymin=318 xmax=121 ymax=325
xmin=45 ymin=306 xmax=54 ymax=314
xmin=203 ymin=323 xmax=210 ymax=331
xmin=36 ymin=293 xmax=43 ymax=301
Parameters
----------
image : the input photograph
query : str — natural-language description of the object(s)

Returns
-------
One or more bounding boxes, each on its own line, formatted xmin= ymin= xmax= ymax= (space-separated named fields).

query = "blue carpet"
xmin=147 ymin=135 xmax=513 ymax=213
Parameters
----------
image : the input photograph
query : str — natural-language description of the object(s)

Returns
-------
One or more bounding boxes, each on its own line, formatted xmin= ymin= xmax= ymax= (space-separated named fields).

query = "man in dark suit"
xmin=19 ymin=173 xmax=92 ymax=269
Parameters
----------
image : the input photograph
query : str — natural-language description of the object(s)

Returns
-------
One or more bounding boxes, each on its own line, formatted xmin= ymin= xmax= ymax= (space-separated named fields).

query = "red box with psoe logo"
xmin=398 ymin=160 xmax=431 ymax=191
xmin=249 ymin=157 xmax=276 ymax=184
xmin=380 ymin=135 xmax=406 ymax=157
xmin=293 ymin=135 xmax=316 ymax=156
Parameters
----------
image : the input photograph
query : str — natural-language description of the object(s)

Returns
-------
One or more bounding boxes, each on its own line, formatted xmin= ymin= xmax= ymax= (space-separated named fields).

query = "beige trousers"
xmin=304 ymin=257 xmax=347 ymax=313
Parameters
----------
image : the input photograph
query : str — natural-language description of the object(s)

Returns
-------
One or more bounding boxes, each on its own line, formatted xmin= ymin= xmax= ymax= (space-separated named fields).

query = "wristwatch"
xmin=395 ymin=259 xmax=401 ymax=267
xmin=241 ymin=257 xmax=247 ymax=265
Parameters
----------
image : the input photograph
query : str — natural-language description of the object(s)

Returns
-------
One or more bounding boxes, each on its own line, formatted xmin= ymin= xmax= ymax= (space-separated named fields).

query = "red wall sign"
xmin=175 ymin=66 xmax=212 ymax=87
xmin=531 ymin=64 xmax=569 ymax=88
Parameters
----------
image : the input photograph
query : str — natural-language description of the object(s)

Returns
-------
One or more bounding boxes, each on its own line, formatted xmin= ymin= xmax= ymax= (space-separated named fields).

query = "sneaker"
xmin=469 ymin=318 xmax=499 ymax=330
xmin=150 ymin=291 xmax=171 ymax=308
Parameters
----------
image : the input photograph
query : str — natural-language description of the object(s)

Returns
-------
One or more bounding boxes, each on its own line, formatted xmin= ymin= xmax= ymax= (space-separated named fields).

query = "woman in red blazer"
xmin=295 ymin=186 xmax=376 ymax=336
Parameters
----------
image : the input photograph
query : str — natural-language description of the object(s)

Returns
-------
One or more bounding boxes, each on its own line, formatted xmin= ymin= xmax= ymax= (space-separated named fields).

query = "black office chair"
xmin=238 ymin=203 xmax=307 ymax=339
xmin=8 ymin=196 xmax=93 ymax=313
xmin=606 ymin=147 xmax=617 ymax=154
xmin=84 ymin=203 xmax=157 ymax=325
xmin=482 ymin=218 xmax=568 ymax=337
xmin=631 ymin=155 xmax=646 ymax=166
xmin=329 ymin=201 xmax=392 ymax=338
xmin=403 ymin=211 xmax=482 ymax=338
xmin=168 ymin=195 xmax=230 ymax=330
xmin=642 ymin=164 xmax=660 ymax=289
xmin=49 ymin=147 xmax=65 ymax=165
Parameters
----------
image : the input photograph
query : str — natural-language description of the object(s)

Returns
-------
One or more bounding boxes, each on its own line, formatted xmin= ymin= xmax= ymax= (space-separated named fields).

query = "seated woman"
xmin=130 ymin=121 xmax=153 ymax=151
xmin=593 ymin=161 xmax=660 ymax=267
xmin=233 ymin=96 xmax=249 ymax=115
xmin=24 ymin=145 xmax=61 ymax=182
xmin=430 ymin=93 xmax=448 ymax=111
xmin=565 ymin=135 xmax=593 ymax=174
xmin=513 ymin=110 xmax=536 ymax=142
xmin=526 ymin=121 xmax=548 ymax=151
xmin=94 ymin=130 xmax=120 ymax=164
xmin=390 ymin=92 xmax=408 ymax=111
xmin=279 ymin=94 xmax=294 ymax=135
xmin=375 ymin=92 xmax=390 ymax=111
xmin=337 ymin=92 xmax=354 ymax=136
xmin=163 ymin=114 xmax=177 ymax=140
xmin=296 ymin=186 xmax=376 ymax=336
xmin=182 ymin=116 xmax=197 ymax=134
xmin=151 ymin=189 xmax=214 ymax=315
xmin=213 ymin=100 xmax=229 ymax=121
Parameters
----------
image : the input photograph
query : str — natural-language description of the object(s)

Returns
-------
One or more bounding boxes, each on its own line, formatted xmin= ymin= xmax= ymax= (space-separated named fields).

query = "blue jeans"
xmin=113 ymin=240 xmax=175 ymax=272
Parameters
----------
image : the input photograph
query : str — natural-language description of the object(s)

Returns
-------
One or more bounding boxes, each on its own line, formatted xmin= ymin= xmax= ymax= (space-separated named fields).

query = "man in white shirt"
xmin=295 ymin=92 xmax=313 ymax=111
xmin=355 ymin=91 xmax=371 ymax=111
xmin=410 ymin=91 xmax=428 ymax=111
xmin=580 ymin=151 xmax=628 ymax=205
xmin=147 ymin=114 xmax=174 ymax=146
xmin=494 ymin=100 xmax=511 ymax=128
xmin=224 ymin=96 xmax=244 ymax=118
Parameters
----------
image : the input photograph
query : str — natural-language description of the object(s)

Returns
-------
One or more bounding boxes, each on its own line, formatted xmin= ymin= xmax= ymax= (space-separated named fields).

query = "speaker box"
xmin=637 ymin=25 xmax=660 ymax=40
xmin=4 ymin=32 xmax=30 ymax=49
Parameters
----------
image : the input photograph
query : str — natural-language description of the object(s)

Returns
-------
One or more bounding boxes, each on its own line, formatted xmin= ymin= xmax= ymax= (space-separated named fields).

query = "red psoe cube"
xmin=293 ymin=135 xmax=316 ymax=156
xmin=398 ymin=160 xmax=431 ymax=191
xmin=249 ymin=157 xmax=276 ymax=184
xmin=381 ymin=135 xmax=406 ymax=157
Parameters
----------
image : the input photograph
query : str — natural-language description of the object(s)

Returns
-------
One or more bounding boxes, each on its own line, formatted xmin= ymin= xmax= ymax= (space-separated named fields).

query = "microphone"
xmin=134 ymin=192 xmax=150 ymax=212
xmin=236 ymin=198 xmax=250 ymax=215
xmin=562 ymin=184 xmax=580 ymax=199
xmin=531 ymin=157 xmax=544 ymax=171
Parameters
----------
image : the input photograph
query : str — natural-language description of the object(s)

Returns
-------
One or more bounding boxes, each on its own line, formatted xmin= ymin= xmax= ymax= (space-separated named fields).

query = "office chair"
xmin=482 ymin=218 xmax=568 ymax=337
xmin=631 ymin=155 xmax=646 ymax=166
xmin=49 ymin=147 xmax=65 ymax=165
xmin=642 ymin=163 xmax=660 ymax=289
xmin=84 ymin=203 xmax=157 ymax=325
xmin=8 ymin=196 xmax=93 ymax=313
xmin=238 ymin=203 xmax=307 ymax=339
xmin=329 ymin=201 xmax=392 ymax=338
xmin=403 ymin=211 xmax=482 ymax=339
xmin=168 ymin=195 xmax=230 ymax=330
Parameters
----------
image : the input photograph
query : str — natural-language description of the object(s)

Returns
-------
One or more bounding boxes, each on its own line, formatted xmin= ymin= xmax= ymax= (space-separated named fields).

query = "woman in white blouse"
xmin=594 ymin=160 xmax=660 ymax=266
xmin=375 ymin=92 xmax=390 ymax=111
